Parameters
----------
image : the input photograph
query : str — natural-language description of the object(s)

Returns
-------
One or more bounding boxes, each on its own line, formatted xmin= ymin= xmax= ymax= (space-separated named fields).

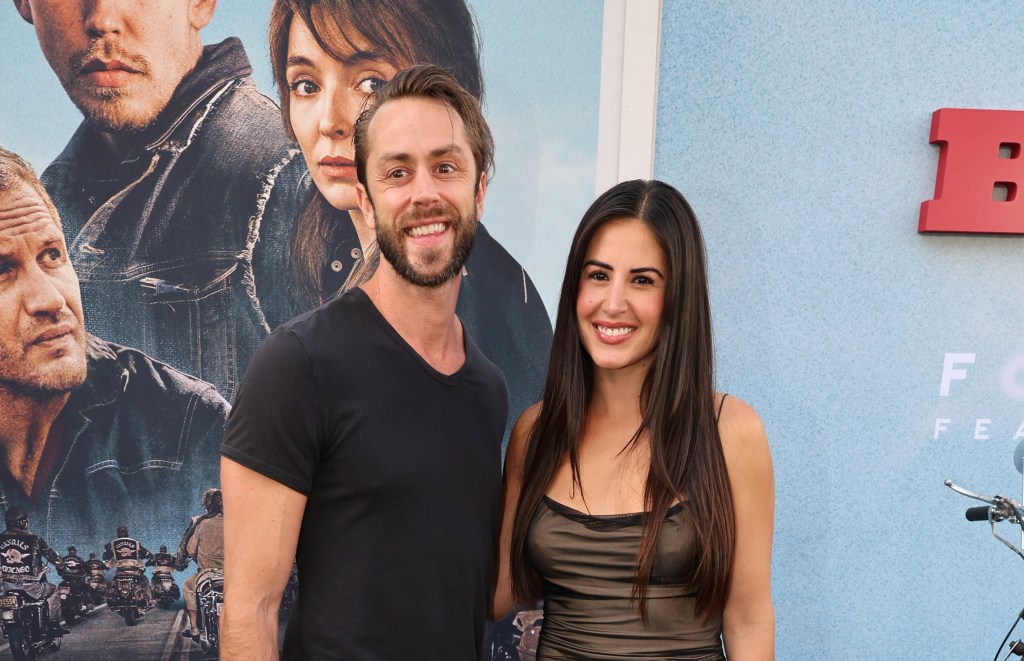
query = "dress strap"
xmin=716 ymin=393 xmax=728 ymax=422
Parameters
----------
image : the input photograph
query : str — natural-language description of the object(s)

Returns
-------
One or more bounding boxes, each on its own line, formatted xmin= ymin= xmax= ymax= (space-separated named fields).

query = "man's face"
xmin=14 ymin=0 xmax=214 ymax=134
xmin=356 ymin=96 xmax=486 ymax=288
xmin=0 ymin=182 xmax=87 ymax=398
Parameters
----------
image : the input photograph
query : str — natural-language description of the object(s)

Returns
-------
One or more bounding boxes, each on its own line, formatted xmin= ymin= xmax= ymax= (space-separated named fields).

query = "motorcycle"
xmin=0 ymin=571 xmax=62 ymax=661
xmin=946 ymin=479 xmax=1024 ymax=660
xmin=193 ymin=568 xmax=224 ymax=657
xmin=106 ymin=564 xmax=152 ymax=626
xmin=150 ymin=566 xmax=180 ymax=608
xmin=57 ymin=575 xmax=93 ymax=622
xmin=85 ymin=572 xmax=106 ymax=605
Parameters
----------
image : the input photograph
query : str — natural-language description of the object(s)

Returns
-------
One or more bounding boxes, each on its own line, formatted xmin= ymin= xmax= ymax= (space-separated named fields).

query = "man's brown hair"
xmin=0 ymin=146 xmax=62 ymax=228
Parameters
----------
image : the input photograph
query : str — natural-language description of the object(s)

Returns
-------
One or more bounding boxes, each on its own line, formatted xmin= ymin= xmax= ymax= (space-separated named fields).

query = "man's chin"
xmin=73 ymin=94 xmax=160 ymax=135
xmin=3 ymin=360 xmax=88 ymax=399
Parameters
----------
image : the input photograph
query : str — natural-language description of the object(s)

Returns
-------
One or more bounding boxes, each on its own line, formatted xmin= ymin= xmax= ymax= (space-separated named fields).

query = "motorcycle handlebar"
xmin=966 ymin=505 xmax=991 ymax=522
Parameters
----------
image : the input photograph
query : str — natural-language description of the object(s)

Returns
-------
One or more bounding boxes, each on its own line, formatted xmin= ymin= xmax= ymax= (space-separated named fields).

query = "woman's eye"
xmin=356 ymin=76 xmax=388 ymax=95
xmin=633 ymin=275 xmax=655 ymax=285
xmin=289 ymin=79 xmax=320 ymax=96
xmin=585 ymin=270 xmax=608 ymax=281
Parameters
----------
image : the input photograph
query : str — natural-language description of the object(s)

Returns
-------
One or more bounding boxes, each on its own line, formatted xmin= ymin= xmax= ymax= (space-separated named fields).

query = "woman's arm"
xmin=490 ymin=403 xmax=541 ymax=621
xmin=718 ymin=395 xmax=775 ymax=661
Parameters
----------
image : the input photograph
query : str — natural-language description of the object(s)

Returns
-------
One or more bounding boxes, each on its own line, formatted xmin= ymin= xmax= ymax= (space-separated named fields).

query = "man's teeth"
xmin=407 ymin=223 xmax=445 ymax=237
xmin=598 ymin=325 xmax=633 ymax=336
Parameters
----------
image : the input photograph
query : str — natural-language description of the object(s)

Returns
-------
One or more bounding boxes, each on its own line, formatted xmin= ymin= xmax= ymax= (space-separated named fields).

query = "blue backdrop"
xmin=657 ymin=2 xmax=1024 ymax=659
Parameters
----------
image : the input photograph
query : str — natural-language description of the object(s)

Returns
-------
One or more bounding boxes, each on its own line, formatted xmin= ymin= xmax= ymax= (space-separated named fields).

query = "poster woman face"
xmin=285 ymin=17 xmax=406 ymax=213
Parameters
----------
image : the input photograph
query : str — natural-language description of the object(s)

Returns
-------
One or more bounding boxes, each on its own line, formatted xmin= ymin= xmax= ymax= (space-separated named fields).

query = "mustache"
xmin=70 ymin=39 xmax=151 ymax=77
xmin=400 ymin=203 xmax=458 ymax=223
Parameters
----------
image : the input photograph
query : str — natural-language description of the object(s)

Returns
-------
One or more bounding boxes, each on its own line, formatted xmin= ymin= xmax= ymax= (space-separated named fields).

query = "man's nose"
xmin=411 ymin=171 xmax=441 ymax=204
xmin=22 ymin=268 xmax=67 ymax=317
xmin=84 ymin=0 xmax=128 ymax=38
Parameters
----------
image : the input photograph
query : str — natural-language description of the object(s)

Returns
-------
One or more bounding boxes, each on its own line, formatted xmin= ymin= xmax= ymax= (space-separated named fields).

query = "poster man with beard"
xmin=0 ymin=145 xmax=226 ymax=555
xmin=220 ymin=65 xmax=507 ymax=660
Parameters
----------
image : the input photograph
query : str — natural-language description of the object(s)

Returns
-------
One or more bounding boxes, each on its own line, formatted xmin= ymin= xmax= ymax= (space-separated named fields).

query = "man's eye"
xmin=388 ymin=169 xmax=407 ymax=179
xmin=42 ymin=248 xmax=63 ymax=263
xmin=289 ymin=79 xmax=319 ymax=96
xmin=437 ymin=163 xmax=456 ymax=174
xmin=356 ymin=76 xmax=387 ymax=95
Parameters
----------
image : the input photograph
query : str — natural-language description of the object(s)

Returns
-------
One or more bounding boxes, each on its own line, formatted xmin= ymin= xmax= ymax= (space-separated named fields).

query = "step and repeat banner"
xmin=657 ymin=2 xmax=1024 ymax=659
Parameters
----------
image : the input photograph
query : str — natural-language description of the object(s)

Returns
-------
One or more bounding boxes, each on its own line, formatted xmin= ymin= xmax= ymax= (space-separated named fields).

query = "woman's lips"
xmin=593 ymin=322 xmax=636 ymax=344
xmin=319 ymin=156 xmax=356 ymax=179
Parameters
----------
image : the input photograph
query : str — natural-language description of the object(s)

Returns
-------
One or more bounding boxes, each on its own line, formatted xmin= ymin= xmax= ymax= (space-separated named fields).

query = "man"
xmin=0 ymin=146 xmax=227 ymax=554
xmin=103 ymin=525 xmax=154 ymax=605
xmin=176 ymin=486 xmax=222 ymax=563
xmin=13 ymin=0 xmax=306 ymax=401
xmin=147 ymin=544 xmax=177 ymax=572
xmin=269 ymin=0 xmax=553 ymax=442
xmin=58 ymin=546 xmax=85 ymax=581
xmin=221 ymin=65 xmax=508 ymax=660
xmin=84 ymin=551 xmax=108 ymax=601
xmin=178 ymin=488 xmax=223 ymax=643
xmin=0 ymin=507 xmax=69 ymax=637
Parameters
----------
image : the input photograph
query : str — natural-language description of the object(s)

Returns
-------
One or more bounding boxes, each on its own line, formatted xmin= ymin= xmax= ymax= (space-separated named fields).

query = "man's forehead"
xmin=0 ymin=184 xmax=61 ymax=245
xmin=367 ymin=96 xmax=470 ymax=160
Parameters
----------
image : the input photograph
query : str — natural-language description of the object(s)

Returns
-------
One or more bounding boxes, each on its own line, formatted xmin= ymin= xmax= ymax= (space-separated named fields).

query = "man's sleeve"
xmin=41 ymin=539 xmax=60 ymax=566
xmin=220 ymin=326 xmax=324 ymax=495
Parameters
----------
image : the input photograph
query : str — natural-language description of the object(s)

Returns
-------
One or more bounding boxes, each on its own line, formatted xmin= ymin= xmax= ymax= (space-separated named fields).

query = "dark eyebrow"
xmin=630 ymin=266 xmax=664 ymax=278
xmin=287 ymin=50 xmax=384 ymax=69
xmin=377 ymin=144 xmax=467 ymax=167
xmin=583 ymin=259 xmax=664 ymax=279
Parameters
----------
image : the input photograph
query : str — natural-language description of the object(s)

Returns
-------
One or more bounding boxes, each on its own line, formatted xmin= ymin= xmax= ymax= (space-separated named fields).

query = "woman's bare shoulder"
xmin=716 ymin=394 xmax=771 ymax=467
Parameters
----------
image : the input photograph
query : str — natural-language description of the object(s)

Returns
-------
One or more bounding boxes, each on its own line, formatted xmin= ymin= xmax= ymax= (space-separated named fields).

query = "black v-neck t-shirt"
xmin=222 ymin=288 xmax=508 ymax=660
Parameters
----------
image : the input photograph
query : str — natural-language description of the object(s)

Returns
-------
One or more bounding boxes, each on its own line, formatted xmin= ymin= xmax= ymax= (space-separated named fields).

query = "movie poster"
xmin=0 ymin=1 xmax=603 ymax=658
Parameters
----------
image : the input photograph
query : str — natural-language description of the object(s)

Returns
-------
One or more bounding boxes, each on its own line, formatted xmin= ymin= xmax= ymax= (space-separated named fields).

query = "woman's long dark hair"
xmin=509 ymin=179 xmax=735 ymax=621
xmin=269 ymin=0 xmax=484 ymax=306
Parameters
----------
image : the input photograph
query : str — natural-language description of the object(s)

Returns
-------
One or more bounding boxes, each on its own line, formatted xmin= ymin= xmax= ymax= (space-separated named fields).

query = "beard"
xmin=0 ymin=324 xmax=88 ymax=400
xmin=0 ymin=351 xmax=87 ymax=400
xmin=375 ymin=200 xmax=478 ymax=289
xmin=64 ymin=41 xmax=164 ymax=134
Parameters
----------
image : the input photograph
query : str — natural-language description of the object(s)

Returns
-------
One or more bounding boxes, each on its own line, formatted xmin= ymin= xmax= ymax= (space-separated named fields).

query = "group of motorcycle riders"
xmin=0 ymin=488 xmax=224 ymax=646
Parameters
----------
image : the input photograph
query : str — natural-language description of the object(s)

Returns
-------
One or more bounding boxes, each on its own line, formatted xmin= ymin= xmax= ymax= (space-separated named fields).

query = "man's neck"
xmin=361 ymin=263 xmax=466 ymax=375
xmin=0 ymin=391 xmax=70 ymax=497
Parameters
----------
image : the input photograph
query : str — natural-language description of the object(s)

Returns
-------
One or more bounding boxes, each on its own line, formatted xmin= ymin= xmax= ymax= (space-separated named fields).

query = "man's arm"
xmin=221 ymin=456 xmax=306 ymax=661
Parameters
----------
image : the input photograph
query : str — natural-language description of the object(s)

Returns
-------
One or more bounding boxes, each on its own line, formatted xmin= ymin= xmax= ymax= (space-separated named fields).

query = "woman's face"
xmin=286 ymin=17 xmax=406 ymax=211
xmin=576 ymin=217 xmax=667 ymax=375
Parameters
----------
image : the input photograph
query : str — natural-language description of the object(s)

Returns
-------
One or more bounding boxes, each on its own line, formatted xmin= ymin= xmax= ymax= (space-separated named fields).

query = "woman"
xmin=493 ymin=180 xmax=775 ymax=660
xmin=268 ymin=0 xmax=552 ymax=440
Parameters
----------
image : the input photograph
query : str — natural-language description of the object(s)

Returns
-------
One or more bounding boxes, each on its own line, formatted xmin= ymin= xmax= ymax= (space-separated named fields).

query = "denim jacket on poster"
xmin=41 ymin=38 xmax=307 ymax=402
xmin=0 ymin=336 xmax=228 ymax=557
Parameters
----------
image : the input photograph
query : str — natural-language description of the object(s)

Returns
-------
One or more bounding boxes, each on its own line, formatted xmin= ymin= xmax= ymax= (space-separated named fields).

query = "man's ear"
xmin=474 ymin=171 xmax=487 ymax=218
xmin=356 ymin=184 xmax=376 ymax=229
xmin=14 ymin=0 xmax=34 ymax=24
xmin=189 ymin=0 xmax=216 ymax=30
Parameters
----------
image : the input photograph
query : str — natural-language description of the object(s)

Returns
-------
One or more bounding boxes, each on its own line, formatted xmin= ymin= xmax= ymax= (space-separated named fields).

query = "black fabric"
xmin=222 ymin=287 xmax=507 ymax=660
